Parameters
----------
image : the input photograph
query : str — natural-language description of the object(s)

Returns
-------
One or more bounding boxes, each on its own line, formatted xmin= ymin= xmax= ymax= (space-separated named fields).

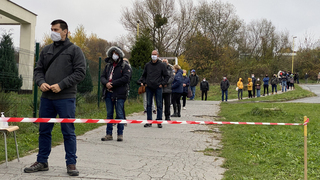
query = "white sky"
xmin=1 ymin=0 xmax=319 ymax=50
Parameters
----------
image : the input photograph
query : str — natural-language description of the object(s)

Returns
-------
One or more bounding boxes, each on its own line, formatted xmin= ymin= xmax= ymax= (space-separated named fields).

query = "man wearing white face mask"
xmin=140 ymin=50 xmax=169 ymax=128
xmin=27 ymin=19 xmax=86 ymax=176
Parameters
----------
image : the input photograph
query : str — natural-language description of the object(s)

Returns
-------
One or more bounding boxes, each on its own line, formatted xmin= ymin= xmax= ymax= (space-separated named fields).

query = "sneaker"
xmin=24 ymin=162 xmax=49 ymax=173
xmin=67 ymin=164 xmax=79 ymax=176
xmin=158 ymin=124 xmax=162 ymax=128
xmin=144 ymin=123 xmax=152 ymax=127
xmin=153 ymin=110 xmax=156 ymax=114
xmin=101 ymin=134 xmax=113 ymax=141
xmin=183 ymin=107 xmax=186 ymax=110
xmin=117 ymin=135 xmax=123 ymax=141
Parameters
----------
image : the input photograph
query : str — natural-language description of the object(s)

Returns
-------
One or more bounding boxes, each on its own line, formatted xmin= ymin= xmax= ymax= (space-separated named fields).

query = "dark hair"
xmin=51 ymin=19 xmax=68 ymax=31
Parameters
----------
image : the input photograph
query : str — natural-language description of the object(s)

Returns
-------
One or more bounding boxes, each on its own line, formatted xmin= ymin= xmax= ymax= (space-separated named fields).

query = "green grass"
xmin=217 ymin=100 xmax=320 ymax=179
xmin=0 ymin=94 xmax=143 ymax=164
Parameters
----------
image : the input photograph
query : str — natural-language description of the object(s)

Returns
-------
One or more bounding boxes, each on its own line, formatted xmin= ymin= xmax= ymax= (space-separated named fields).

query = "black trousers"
xmin=162 ymin=93 xmax=171 ymax=119
xmin=181 ymin=92 xmax=188 ymax=107
xmin=201 ymin=91 xmax=207 ymax=101
xmin=263 ymin=84 xmax=269 ymax=95
xmin=172 ymin=93 xmax=182 ymax=108
xmin=252 ymin=86 xmax=256 ymax=97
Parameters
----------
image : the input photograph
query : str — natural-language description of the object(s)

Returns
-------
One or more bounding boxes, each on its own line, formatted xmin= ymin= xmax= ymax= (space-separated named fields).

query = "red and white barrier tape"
xmin=304 ymin=118 xmax=309 ymax=125
xmin=0 ymin=117 xmax=306 ymax=126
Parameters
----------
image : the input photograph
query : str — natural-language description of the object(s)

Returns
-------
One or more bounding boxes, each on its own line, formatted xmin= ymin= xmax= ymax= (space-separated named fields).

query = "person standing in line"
xmin=162 ymin=59 xmax=174 ymax=120
xmin=270 ymin=74 xmax=278 ymax=94
xmin=237 ymin=78 xmax=243 ymax=100
xmin=140 ymin=50 xmax=169 ymax=128
xmin=317 ymin=72 xmax=320 ymax=83
xmin=263 ymin=74 xmax=269 ymax=96
xmin=200 ymin=78 xmax=209 ymax=101
xmin=181 ymin=69 xmax=190 ymax=110
xmin=25 ymin=19 xmax=86 ymax=176
xmin=305 ymin=73 xmax=308 ymax=84
xmin=189 ymin=69 xmax=199 ymax=100
xmin=220 ymin=76 xmax=230 ymax=101
xmin=247 ymin=77 xmax=253 ymax=98
xmin=281 ymin=72 xmax=287 ymax=92
xmin=171 ymin=65 xmax=183 ymax=117
xmin=296 ymin=72 xmax=299 ymax=84
xmin=256 ymin=78 xmax=262 ymax=97
xmin=100 ymin=46 xmax=131 ymax=142
xmin=251 ymin=74 xmax=256 ymax=98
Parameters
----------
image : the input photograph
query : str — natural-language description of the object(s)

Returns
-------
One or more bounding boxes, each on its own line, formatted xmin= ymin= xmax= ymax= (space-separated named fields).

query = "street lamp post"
xmin=292 ymin=36 xmax=297 ymax=73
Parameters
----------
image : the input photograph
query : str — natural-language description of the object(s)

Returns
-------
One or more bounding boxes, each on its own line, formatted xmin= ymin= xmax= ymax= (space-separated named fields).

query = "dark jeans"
xmin=181 ymin=92 xmax=188 ymax=107
xmin=201 ymin=90 xmax=207 ymax=101
xmin=37 ymin=98 xmax=77 ymax=165
xmin=238 ymin=89 xmax=243 ymax=99
xmin=222 ymin=90 xmax=228 ymax=101
xmin=105 ymin=92 xmax=125 ymax=135
xmin=190 ymin=86 xmax=196 ymax=100
xmin=272 ymin=84 xmax=277 ymax=93
xmin=248 ymin=90 xmax=252 ymax=98
xmin=146 ymin=87 xmax=163 ymax=120
xmin=263 ymin=84 xmax=269 ymax=95
xmin=162 ymin=93 xmax=171 ymax=119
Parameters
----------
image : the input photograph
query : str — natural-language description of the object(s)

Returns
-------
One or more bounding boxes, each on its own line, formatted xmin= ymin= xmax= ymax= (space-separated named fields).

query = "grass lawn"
xmin=214 ymin=85 xmax=319 ymax=179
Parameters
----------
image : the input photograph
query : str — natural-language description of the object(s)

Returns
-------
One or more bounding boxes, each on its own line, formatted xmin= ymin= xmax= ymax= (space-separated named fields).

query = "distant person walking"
xmin=189 ymin=69 xmax=199 ymax=100
xmin=220 ymin=76 xmax=230 ymax=101
xmin=263 ymin=74 xmax=269 ymax=96
xmin=162 ymin=59 xmax=174 ymax=120
xmin=181 ymin=69 xmax=190 ymax=110
xmin=305 ymin=73 xmax=308 ymax=84
xmin=171 ymin=65 xmax=183 ymax=117
xmin=237 ymin=78 xmax=243 ymax=100
xmin=247 ymin=78 xmax=253 ymax=98
xmin=200 ymin=78 xmax=209 ymax=101
xmin=270 ymin=74 xmax=278 ymax=94
xmin=256 ymin=78 xmax=261 ymax=97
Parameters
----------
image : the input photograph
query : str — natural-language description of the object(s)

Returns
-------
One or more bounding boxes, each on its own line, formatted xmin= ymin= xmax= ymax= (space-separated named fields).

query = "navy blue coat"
xmin=182 ymin=76 xmax=190 ymax=93
xmin=171 ymin=69 xmax=183 ymax=93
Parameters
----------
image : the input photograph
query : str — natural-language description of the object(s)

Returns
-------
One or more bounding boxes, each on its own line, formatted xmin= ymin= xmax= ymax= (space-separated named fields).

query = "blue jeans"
xmin=272 ymin=84 xmax=277 ymax=93
xmin=222 ymin=90 xmax=228 ymax=101
xmin=190 ymin=86 xmax=196 ymax=100
xmin=37 ymin=98 xmax=77 ymax=165
xmin=105 ymin=92 xmax=125 ymax=135
xmin=282 ymin=81 xmax=287 ymax=92
xmin=146 ymin=87 xmax=163 ymax=120
xmin=257 ymin=89 xmax=261 ymax=97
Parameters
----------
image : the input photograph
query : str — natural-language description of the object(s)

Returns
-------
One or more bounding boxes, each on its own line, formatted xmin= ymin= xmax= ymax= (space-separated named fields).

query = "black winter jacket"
xmin=189 ymin=74 xmax=199 ymax=87
xmin=220 ymin=79 xmax=230 ymax=91
xmin=101 ymin=58 xmax=131 ymax=100
xmin=200 ymin=81 xmax=209 ymax=91
xmin=162 ymin=65 xmax=174 ymax=94
xmin=140 ymin=60 xmax=169 ymax=90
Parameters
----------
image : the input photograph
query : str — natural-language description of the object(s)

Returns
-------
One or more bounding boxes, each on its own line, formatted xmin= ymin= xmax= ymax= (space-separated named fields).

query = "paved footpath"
xmin=287 ymin=84 xmax=320 ymax=103
xmin=0 ymin=101 xmax=225 ymax=180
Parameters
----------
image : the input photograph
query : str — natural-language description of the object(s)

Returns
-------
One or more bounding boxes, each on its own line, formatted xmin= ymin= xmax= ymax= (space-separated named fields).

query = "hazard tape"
xmin=304 ymin=118 xmax=309 ymax=125
xmin=0 ymin=117 xmax=305 ymax=126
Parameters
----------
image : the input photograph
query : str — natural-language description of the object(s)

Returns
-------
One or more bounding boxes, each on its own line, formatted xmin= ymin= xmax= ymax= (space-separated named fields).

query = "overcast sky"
xmin=1 ymin=0 xmax=319 ymax=50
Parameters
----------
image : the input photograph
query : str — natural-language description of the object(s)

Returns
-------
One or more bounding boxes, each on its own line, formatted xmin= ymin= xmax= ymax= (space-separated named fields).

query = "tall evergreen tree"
xmin=77 ymin=59 xmax=93 ymax=94
xmin=130 ymin=34 xmax=154 ymax=69
xmin=0 ymin=33 xmax=22 ymax=92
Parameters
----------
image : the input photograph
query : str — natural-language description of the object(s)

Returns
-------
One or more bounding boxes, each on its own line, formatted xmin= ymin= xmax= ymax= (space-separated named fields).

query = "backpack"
xmin=271 ymin=78 xmax=277 ymax=85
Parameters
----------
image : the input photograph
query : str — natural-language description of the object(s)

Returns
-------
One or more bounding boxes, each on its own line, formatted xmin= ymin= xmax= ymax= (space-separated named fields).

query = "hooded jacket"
xmin=162 ymin=64 xmax=175 ymax=94
xmin=141 ymin=59 xmax=170 ymax=90
xmin=247 ymin=78 xmax=253 ymax=91
xmin=237 ymin=78 xmax=243 ymax=89
xmin=220 ymin=78 xmax=230 ymax=91
xmin=171 ymin=69 xmax=183 ymax=93
xmin=101 ymin=46 xmax=131 ymax=99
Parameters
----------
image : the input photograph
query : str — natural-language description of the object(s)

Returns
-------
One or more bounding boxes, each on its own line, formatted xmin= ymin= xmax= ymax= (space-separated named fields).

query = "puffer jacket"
xmin=237 ymin=78 xmax=243 ymax=89
xmin=171 ymin=69 xmax=183 ymax=93
xmin=247 ymin=78 xmax=253 ymax=91
xmin=162 ymin=65 xmax=174 ymax=94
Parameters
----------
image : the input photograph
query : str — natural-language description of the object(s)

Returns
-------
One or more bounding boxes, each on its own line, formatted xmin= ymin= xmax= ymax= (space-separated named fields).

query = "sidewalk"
xmin=0 ymin=101 xmax=225 ymax=180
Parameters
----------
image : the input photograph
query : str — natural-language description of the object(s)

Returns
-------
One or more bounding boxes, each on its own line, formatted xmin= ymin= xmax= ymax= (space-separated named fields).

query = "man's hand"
xmin=106 ymin=82 xmax=113 ymax=89
xmin=40 ymin=83 xmax=51 ymax=92
xmin=141 ymin=83 xmax=144 ymax=86
xmin=50 ymin=84 xmax=61 ymax=93
xmin=183 ymin=84 xmax=186 ymax=87
xmin=159 ymin=85 xmax=162 ymax=88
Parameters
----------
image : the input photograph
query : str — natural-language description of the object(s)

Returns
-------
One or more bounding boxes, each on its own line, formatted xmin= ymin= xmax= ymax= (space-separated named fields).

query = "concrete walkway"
xmin=287 ymin=84 xmax=320 ymax=103
xmin=0 ymin=101 xmax=225 ymax=179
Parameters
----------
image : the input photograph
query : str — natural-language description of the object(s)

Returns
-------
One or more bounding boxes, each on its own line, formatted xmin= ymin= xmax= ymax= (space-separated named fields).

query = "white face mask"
xmin=112 ymin=53 xmax=119 ymax=61
xmin=151 ymin=55 xmax=158 ymax=61
xmin=51 ymin=31 xmax=62 ymax=42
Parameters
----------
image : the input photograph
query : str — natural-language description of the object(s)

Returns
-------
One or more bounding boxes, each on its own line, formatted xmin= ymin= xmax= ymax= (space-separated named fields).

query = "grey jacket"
xmin=34 ymin=38 xmax=86 ymax=100
xmin=162 ymin=65 xmax=174 ymax=94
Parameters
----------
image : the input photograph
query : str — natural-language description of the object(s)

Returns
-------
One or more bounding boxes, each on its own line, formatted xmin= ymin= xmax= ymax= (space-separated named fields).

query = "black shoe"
xmin=144 ymin=123 xmax=152 ymax=127
xmin=67 ymin=164 xmax=79 ymax=176
xmin=171 ymin=114 xmax=178 ymax=117
xmin=24 ymin=162 xmax=49 ymax=173
xmin=158 ymin=124 xmax=162 ymax=128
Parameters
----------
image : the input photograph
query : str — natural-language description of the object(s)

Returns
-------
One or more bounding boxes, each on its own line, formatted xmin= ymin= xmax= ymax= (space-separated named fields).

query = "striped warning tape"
xmin=0 ymin=117 xmax=307 ymax=126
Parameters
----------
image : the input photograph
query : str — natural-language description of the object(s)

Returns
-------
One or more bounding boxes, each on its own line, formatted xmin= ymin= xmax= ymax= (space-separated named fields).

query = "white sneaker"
xmin=183 ymin=107 xmax=186 ymax=110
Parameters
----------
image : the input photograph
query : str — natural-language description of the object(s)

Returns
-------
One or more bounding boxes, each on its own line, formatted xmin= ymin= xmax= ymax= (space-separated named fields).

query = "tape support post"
xmin=0 ymin=117 xmax=305 ymax=126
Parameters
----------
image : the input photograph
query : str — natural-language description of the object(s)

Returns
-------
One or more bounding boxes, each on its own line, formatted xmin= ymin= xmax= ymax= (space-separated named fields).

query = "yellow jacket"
xmin=237 ymin=78 xmax=243 ymax=89
xmin=247 ymin=78 xmax=253 ymax=91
